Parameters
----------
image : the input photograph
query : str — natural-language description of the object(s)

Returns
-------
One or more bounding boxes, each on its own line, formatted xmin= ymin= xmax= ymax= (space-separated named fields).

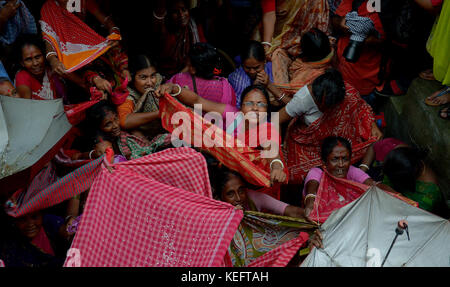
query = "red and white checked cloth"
xmin=65 ymin=148 xmax=243 ymax=267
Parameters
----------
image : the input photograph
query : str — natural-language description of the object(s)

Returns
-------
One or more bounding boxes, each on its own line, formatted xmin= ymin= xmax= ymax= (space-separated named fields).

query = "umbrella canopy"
xmin=0 ymin=96 xmax=72 ymax=196
xmin=301 ymin=186 xmax=450 ymax=267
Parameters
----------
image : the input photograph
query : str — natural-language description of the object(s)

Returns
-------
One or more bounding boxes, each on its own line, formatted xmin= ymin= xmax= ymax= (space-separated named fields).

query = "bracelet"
xmin=304 ymin=194 xmax=316 ymax=205
xmin=359 ymin=164 xmax=370 ymax=171
xmin=261 ymin=41 xmax=272 ymax=47
xmin=89 ymin=150 xmax=95 ymax=160
xmin=110 ymin=26 xmax=120 ymax=33
xmin=172 ymin=84 xmax=182 ymax=97
xmin=65 ymin=215 xmax=75 ymax=223
xmin=103 ymin=15 xmax=112 ymax=24
xmin=270 ymin=159 xmax=284 ymax=170
xmin=278 ymin=93 xmax=286 ymax=102
xmin=153 ymin=11 xmax=167 ymax=20
xmin=46 ymin=51 xmax=57 ymax=60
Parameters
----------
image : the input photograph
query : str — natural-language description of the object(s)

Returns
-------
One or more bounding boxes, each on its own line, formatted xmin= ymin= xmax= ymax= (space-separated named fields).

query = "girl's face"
xmin=21 ymin=45 xmax=45 ymax=77
xmin=15 ymin=211 xmax=43 ymax=240
xmin=242 ymin=57 xmax=264 ymax=81
xmin=325 ymin=145 xmax=351 ymax=178
xmin=221 ymin=174 xmax=248 ymax=207
xmin=169 ymin=1 xmax=190 ymax=28
xmin=240 ymin=89 xmax=268 ymax=125
xmin=100 ymin=111 xmax=121 ymax=138
xmin=134 ymin=67 xmax=158 ymax=94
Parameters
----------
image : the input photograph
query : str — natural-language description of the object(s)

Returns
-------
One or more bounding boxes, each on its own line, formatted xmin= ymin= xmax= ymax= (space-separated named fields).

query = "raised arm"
xmin=156 ymin=82 xmax=227 ymax=115
xmin=304 ymin=180 xmax=320 ymax=217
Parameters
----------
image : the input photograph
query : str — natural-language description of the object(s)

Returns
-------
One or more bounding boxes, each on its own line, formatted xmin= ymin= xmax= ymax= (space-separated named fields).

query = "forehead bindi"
xmin=330 ymin=146 xmax=350 ymax=158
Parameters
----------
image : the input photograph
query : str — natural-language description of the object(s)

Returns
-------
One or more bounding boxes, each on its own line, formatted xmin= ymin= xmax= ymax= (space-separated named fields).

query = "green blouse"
xmin=383 ymin=176 xmax=443 ymax=213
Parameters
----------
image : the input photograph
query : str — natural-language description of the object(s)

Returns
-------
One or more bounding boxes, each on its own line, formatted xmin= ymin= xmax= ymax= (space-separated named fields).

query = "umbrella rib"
xmin=402 ymin=221 xmax=448 ymax=266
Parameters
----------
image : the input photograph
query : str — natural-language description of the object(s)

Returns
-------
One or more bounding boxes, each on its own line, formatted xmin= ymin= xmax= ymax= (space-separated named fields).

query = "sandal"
xmin=419 ymin=69 xmax=435 ymax=81
xmin=439 ymin=106 xmax=450 ymax=120
xmin=425 ymin=86 xmax=450 ymax=106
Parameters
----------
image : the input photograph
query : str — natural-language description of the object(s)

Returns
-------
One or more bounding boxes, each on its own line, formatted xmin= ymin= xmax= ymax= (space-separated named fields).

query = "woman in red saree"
xmin=302 ymin=136 xmax=417 ymax=223
xmin=282 ymin=73 xmax=382 ymax=184
xmin=156 ymin=83 xmax=287 ymax=199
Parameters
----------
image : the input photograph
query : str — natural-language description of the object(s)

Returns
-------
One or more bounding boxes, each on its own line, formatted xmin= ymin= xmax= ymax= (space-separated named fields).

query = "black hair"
xmin=208 ymin=163 xmax=245 ymax=201
xmin=128 ymin=54 xmax=157 ymax=82
xmin=383 ymin=147 xmax=426 ymax=194
xmin=91 ymin=130 xmax=116 ymax=146
xmin=189 ymin=42 xmax=221 ymax=79
xmin=241 ymin=84 xmax=272 ymax=121
xmin=312 ymin=68 xmax=346 ymax=110
xmin=321 ymin=136 xmax=352 ymax=162
xmin=300 ymin=28 xmax=331 ymax=62
xmin=240 ymin=40 xmax=266 ymax=64
xmin=86 ymin=100 xmax=117 ymax=132
xmin=14 ymin=34 xmax=46 ymax=64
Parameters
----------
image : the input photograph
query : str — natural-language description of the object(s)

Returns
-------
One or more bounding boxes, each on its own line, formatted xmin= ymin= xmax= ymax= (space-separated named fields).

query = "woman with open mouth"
xmin=14 ymin=34 xmax=66 ymax=101
xmin=303 ymin=136 xmax=394 ymax=217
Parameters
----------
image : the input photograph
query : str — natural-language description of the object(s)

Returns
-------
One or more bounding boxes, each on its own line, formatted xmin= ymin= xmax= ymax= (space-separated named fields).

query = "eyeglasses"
xmin=242 ymin=101 xmax=268 ymax=108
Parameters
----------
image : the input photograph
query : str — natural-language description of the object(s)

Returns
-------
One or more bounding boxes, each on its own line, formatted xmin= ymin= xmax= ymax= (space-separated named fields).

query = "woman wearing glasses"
xmin=156 ymin=83 xmax=287 ymax=185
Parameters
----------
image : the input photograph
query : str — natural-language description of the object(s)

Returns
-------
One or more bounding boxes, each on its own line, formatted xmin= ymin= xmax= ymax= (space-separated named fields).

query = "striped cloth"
xmin=159 ymin=93 xmax=272 ymax=188
xmin=39 ymin=0 xmax=119 ymax=73
xmin=5 ymin=156 xmax=104 ymax=217
xmin=65 ymin=147 xmax=243 ymax=267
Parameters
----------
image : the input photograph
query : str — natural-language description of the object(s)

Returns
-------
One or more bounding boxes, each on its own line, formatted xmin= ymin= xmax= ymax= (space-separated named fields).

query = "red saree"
xmin=285 ymin=82 xmax=376 ymax=184
xmin=159 ymin=94 xmax=287 ymax=199
xmin=309 ymin=170 xmax=419 ymax=224
xmin=40 ymin=0 xmax=119 ymax=73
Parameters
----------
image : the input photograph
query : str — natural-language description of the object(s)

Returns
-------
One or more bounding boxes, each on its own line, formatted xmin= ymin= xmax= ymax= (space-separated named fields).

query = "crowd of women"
xmin=0 ymin=0 xmax=448 ymax=267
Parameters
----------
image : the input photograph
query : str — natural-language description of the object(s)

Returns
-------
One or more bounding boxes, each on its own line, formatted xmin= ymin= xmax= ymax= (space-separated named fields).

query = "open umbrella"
xmin=0 ymin=96 xmax=72 ymax=198
xmin=301 ymin=186 xmax=450 ymax=267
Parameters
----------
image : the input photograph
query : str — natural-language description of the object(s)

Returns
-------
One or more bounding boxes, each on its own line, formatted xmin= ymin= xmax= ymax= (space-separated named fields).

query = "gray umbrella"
xmin=0 ymin=96 xmax=71 ymax=194
xmin=301 ymin=187 xmax=450 ymax=267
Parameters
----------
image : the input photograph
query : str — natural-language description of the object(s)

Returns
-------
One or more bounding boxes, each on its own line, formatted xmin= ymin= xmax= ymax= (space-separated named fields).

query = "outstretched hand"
xmin=155 ymin=83 xmax=179 ymax=98
xmin=308 ymin=229 xmax=324 ymax=250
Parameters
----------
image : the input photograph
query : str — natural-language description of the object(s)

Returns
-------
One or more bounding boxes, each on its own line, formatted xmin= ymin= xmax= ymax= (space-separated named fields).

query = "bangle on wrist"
xmin=359 ymin=164 xmax=370 ymax=171
xmin=261 ymin=41 xmax=272 ymax=47
xmin=46 ymin=51 xmax=57 ymax=60
xmin=304 ymin=194 xmax=316 ymax=205
xmin=153 ymin=11 xmax=167 ymax=20
xmin=110 ymin=26 xmax=120 ymax=33
xmin=278 ymin=93 xmax=286 ymax=102
xmin=172 ymin=84 xmax=182 ymax=97
xmin=270 ymin=159 xmax=284 ymax=170
xmin=65 ymin=215 xmax=75 ymax=223
xmin=89 ymin=150 xmax=95 ymax=160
